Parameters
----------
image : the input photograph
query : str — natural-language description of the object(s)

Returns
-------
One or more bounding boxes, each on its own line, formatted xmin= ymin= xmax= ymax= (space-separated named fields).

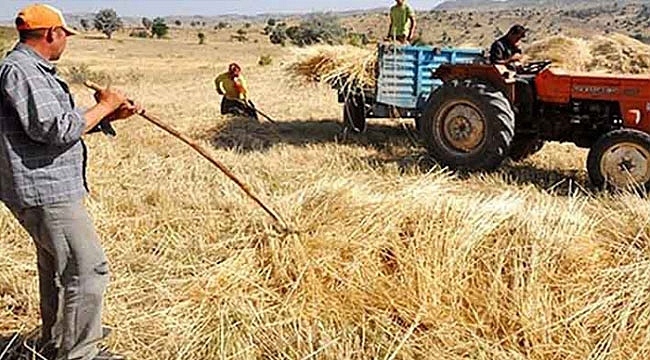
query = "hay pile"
xmin=285 ymin=34 xmax=650 ymax=90
xmin=526 ymin=33 xmax=650 ymax=74
xmin=284 ymin=45 xmax=376 ymax=94
xmin=589 ymin=33 xmax=650 ymax=74
xmin=8 ymin=32 xmax=650 ymax=359
xmin=525 ymin=36 xmax=592 ymax=72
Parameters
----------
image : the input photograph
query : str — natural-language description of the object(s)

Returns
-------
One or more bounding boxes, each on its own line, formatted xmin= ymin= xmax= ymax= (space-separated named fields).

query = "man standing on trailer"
xmin=387 ymin=0 xmax=416 ymax=44
xmin=0 ymin=4 xmax=138 ymax=359
xmin=489 ymin=24 xmax=528 ymax=67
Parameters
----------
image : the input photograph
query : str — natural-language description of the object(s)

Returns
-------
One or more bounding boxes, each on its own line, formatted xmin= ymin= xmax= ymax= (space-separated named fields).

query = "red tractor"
xmin=421 ymin=61 xmax=650 ymax=190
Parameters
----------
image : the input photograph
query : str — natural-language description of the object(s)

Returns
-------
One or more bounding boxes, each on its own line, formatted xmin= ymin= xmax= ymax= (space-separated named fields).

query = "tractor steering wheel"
xmin=518 ymin=60 xmax=552 ymax=75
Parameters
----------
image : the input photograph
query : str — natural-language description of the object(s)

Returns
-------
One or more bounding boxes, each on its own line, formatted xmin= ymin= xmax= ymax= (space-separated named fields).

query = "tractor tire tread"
xmin=421 ymin=79 xmax=515 ymax=171
xmin=587 ymin=129 xmax=650 ymax=190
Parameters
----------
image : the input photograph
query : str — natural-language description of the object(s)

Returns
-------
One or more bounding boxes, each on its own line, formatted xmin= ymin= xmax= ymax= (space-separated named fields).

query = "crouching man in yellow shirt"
xmin=214 ymin=63 xmax=258 ymax=120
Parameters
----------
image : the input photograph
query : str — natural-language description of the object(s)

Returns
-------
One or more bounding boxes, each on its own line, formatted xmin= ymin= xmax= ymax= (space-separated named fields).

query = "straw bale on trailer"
xmin=284 ymin=45 xmax=377 ymax=95
xmin=525 ymin=35 xmax=592 ymax=72
xmin=285 ymin=34 xmax=650 ymax=96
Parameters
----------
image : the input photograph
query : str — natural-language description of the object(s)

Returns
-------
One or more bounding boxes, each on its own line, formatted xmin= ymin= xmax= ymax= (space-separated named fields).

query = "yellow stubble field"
xmin=2 ymin=28 xmax=650 ymax=359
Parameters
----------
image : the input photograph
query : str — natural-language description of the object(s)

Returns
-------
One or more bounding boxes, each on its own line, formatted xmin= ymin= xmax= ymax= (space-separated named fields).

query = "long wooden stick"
xmin=236 ymin=99 xmax=277 ymax=124
xmin=84 ymin=80 xmax=288 ymax=229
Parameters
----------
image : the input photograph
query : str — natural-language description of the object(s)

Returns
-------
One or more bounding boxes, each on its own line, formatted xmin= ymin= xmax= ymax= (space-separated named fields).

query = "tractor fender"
xmin=433 ymin=63 xmax=516 ymax=103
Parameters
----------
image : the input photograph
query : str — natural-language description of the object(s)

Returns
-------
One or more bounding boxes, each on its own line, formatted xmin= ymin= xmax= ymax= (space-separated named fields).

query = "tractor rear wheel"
xmin=421 ymin=80 xmax=515 ymax=171
xmin=587 ymin=129 xmax=650 ymax=191
xmin=343 ymin=94 xmax=367 ymax=133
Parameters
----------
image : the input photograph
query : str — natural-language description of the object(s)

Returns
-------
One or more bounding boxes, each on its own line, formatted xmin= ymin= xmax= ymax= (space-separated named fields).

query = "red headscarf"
xmin=229 ymin=63 xmax=241 ymax=77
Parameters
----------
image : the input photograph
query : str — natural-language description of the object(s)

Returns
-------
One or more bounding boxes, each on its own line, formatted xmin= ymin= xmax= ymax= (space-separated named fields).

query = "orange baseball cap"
xmin=15 ymin=4 xmax=78 ymax=35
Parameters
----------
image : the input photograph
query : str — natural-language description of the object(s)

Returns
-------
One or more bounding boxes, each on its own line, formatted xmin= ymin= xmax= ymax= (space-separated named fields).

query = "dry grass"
xmin=588 ymin=33 xmax=650 ymax=74
xmin=0 ymin=27 xmax=17 ymax=56
xmin=526 ymin=33 xmax=650 ymax=73
xmin=286 ymin=33 xmax=650 ymax=99
xmin=284 ymin=45 xmax=377 ymax=94
xmin=2 ymin=29 xmax=650 ymax=360
xmin=525 ymin=35 xmax=593 ymax=71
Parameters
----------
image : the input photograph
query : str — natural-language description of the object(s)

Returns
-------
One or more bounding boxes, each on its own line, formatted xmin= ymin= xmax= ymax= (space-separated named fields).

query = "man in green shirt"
xmin=387 ymin=0 xmax=416 ymax=44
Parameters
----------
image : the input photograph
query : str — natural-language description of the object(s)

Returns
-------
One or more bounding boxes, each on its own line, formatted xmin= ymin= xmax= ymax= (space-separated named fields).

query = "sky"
xmin=0 ymin=0 xmax=446 ymax=19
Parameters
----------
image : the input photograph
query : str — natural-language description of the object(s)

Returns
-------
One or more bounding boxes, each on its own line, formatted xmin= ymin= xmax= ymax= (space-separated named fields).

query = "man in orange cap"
xmin=214 ymin=63 xmax=259 ymax=120
xmin=0 ymin=4 xmax=136 ymax=360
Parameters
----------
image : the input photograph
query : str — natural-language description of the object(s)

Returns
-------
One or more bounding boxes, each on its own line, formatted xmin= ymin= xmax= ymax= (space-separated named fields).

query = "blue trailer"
xmin=338 ymin=44 xmax=486 ymax=132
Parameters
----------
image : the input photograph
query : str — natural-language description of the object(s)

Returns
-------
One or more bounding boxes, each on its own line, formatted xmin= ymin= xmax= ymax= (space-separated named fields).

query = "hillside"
xmin=338 ymin=1 xmax=650 ymax=50
xmin=3 ymin=0 xmax=650 ymax=51
xmin=436 ymin=0 xmax=649 ymax=10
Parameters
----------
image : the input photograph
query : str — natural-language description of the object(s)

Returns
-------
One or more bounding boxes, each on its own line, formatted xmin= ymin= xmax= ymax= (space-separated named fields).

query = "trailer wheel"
xmin=343 ymin=94 xmax=367 ymax=133
xmin=421 ymin=80 xmax=515 ymax=171
xmin=587 ymin=129 xmax=650 ymax=191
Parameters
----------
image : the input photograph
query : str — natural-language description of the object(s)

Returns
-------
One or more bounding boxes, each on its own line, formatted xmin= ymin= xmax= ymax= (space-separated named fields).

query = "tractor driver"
xmin=489 ymin=24 xmax=527 ymax=68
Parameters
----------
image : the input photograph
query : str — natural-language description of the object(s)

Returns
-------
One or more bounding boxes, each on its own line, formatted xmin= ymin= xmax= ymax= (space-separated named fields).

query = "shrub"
xmin=142 ymin=17 xmax=153 ymax=30
xmin=269 ymin=14 xmax=347 ymax=47
xmin=258 ymin=54 xmax=272 ymax=66
xmin=231 ymin=34 xmax=248 ymax=42
xmin=93 ymin=9 xmax=122 ymax=39
xmin=129 ymin=30 xmax=150 ymax=38
xmin=62 ymin=64 xmax=111 ymax=84
xmin=174 ymin=20 xmax=182 ymax=27
xmin=151 ymin=17 xmax=169 ymax=39
xmin=80 ymin=19 xmax=91 ymax=31
xmin=198 ymin=32 xmax=206 ymax=44
xmin=347 ymin=32 xmax=369 ymax=47
xmin=269 ymin=23 xmax=288 ymax=45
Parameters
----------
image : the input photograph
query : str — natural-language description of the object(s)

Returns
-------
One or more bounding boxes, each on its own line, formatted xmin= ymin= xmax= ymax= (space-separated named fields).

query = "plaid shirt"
xmin=0 ymin=43 xmax=88 ymax=209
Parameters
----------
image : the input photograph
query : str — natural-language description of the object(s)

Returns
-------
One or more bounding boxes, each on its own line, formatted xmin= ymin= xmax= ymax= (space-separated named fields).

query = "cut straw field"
xmin=2 ymin=31 xmax=650 ymax=360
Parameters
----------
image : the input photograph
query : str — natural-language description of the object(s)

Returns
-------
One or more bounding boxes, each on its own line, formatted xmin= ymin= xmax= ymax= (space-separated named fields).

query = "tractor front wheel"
xmin=587 ymin=129 xmax=650 ymax=191
xmin=421 ymin=80 xmax=515 ymax=171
